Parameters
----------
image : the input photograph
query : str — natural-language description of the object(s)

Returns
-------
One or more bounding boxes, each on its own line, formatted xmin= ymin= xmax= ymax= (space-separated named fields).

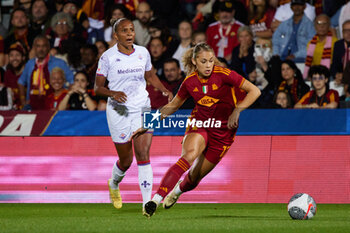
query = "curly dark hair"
xmin=308 ymin=65 xmax=330 ymax=90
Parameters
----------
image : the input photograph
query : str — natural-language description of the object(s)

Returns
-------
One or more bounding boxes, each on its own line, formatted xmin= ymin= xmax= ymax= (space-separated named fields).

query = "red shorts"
xmin=185 ymin=126 xmax=236 ymax=164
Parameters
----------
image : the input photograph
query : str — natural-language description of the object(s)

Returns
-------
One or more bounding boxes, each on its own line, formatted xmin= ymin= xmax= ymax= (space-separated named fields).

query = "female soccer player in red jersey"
xmin=144 ymin=42 xmax=261 ymax=217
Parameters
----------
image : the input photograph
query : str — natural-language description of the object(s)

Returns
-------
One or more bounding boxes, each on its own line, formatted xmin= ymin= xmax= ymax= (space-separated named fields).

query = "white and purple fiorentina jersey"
xmin=96 ymin=44 xmax=152 ymax=112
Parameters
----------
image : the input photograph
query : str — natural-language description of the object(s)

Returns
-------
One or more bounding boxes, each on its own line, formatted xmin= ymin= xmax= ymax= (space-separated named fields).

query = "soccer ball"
xmin=287 ymin=193 xmax=317 ymax=220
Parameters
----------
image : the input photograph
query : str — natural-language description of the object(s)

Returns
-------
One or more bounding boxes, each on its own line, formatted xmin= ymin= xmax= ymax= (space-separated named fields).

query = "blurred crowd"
xmin=0 ymin=0 xmax=350 ymax=111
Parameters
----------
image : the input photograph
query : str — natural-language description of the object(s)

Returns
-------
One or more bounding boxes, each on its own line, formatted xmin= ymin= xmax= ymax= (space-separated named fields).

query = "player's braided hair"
xmin=182 ymin=42 xmax=223 ymax=75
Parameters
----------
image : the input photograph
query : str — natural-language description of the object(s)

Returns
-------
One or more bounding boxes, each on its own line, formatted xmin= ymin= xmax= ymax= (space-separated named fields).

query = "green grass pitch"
xmin=0 ymin=203 xmax=349 ymax=233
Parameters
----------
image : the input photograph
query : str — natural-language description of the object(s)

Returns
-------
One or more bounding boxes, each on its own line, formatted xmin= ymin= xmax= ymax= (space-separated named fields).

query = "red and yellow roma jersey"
xmin=45 ymin=89 xmax=68 ymax=110
xmin=297 ymin=89 xmax=339 ymax=106
xmin=177 ymin=65 xmax=246 ymax=127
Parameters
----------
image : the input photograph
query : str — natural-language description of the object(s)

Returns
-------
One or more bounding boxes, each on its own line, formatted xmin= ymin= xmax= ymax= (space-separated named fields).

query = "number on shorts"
xmin=219 ymin=145 xmax=230 ymax=158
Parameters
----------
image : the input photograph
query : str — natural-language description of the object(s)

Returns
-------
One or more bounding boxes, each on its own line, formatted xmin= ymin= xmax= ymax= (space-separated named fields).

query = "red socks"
xmin=157 ymin=158 xmax=190 ymax=197
xmin=179 ymin=173 xmax=198 ymax=192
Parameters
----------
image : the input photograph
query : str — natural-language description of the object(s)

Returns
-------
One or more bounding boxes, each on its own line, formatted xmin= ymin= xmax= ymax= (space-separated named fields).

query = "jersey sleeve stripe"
xmin=214 ymin=66 xmax=231 ymax=73
xmin=96 ymin=73 xmax=105 ymax=77
xmin=175 ymin=93 xmax=186 ymax=100
xmin=182 ymin=72 xmax=197 ymax=83
xmin=213 ymin=67 xmax=230 ymax=72
xmin=239 ymin=78 xmax=245 ymax=88
xmin=213 ymin=69 xmax=230 ymax=74
xmin=213 ymin=67 xmax=231 ymax=75
xmin=231 ymin=87 xmax=237 ymax=107
xmin=213 ymin=70 xmax=230 ymax=75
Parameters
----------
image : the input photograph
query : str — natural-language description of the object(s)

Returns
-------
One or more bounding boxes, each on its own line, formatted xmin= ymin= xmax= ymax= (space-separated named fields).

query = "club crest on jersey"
xmin=212 ymin=84 xmax=218 ymax=90
xmin=202 ymin=85 xmax=208 ymax=94
xmin=138 ymin=54 xmax=143 ymax=60
xmin=115 ymin=58 xmax=121 ymax=62
xmin=193 ymin=87 xmax=199 ymax=92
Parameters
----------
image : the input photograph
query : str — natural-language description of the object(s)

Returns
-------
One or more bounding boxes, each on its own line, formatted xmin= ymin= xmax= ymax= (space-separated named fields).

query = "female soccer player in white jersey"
xmin=94 ymin=18 xmax=173 ymax=214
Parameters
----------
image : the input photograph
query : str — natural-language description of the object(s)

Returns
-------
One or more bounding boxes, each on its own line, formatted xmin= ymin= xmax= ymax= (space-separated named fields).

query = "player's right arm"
xmin=160 ymin=95 xmax=187 ymax=120
xmin=94 ymin=75 xmax=127 ymax=103
xmin=159 ymin=76 xmax=190 ymax=119
xmin=94 ymin=53 xmax=127 ymax=103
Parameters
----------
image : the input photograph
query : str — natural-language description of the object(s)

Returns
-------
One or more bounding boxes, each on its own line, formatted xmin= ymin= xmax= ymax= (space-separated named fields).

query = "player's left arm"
xmin=228 ymin=79 xmax=261 ymax=129
xmin=145 ymin=67 xmax=173 ymax=102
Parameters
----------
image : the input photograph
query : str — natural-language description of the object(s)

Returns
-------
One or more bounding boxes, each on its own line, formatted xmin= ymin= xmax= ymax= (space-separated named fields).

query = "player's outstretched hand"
xmin=228 ymin=109 xmax=240 ymax=129
xmin=131 ymin=127 xmax=148 ymax=140
xmin=162 ymin=90 xmax=174 ymax=102
xmin=111 ymin=91 xmax=127 ymax=103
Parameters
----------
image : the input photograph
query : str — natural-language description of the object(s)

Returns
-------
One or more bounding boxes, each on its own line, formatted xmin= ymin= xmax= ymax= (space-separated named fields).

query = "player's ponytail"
xmin=182 ymin=47 xmax=196 ymax=75
xmin=182 ymin=42 xmax=223 ymax=75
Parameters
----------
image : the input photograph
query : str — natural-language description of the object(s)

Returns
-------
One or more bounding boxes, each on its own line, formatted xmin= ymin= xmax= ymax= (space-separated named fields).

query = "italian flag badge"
xmin=202 ymin=85 xmax=208 ymax=94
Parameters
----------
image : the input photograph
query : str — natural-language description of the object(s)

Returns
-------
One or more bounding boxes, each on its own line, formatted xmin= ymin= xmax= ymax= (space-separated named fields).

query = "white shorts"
xmin=106 ymin=99 xmax=151 ymax=143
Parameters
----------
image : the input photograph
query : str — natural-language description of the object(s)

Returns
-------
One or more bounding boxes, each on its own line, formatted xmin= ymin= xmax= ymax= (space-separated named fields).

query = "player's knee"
xmin=182 ymin=148 xmax=200 ymax=164
xmin=118 ymin=158 xmax=133 ymax=170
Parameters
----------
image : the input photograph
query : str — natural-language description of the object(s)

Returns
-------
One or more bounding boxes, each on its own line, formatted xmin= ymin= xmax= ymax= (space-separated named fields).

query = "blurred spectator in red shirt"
xmin=4 ymin=43 xmax=27 ymax=110
xmin=295 ymin=65 xmax=339 ymax=108
xmin=147 ymin=58 xmax=194 ymax=109
xmin=248 ymin=0 xmax=276 ymax=39
xmin=5 ymin=8 xmax=36 ymax=56
xmin=206 ymin=0 xmax=243 ymax=62
xmin=45 ymin=67 xmax=68 ymax=110
xmin=149 ymin=37 xmax=170 ymax=77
